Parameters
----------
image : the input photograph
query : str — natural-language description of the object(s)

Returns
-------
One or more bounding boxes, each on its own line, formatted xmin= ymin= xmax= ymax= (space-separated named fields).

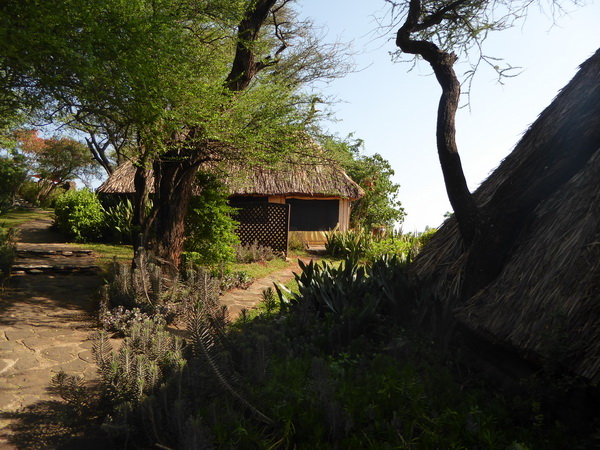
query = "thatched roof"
xmin=412 ymin=47 xmax=600 ymax=382
xmin=97 ymin=160 xmax=365 ymax=200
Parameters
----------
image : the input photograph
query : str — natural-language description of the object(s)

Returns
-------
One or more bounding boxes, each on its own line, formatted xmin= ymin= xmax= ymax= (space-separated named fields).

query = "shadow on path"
xmin=0 ymin=213 xmax=104 ymax=449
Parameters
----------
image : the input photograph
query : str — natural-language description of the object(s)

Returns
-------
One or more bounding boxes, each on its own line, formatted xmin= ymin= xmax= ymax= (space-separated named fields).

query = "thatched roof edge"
xmin=97 ymin=160 xmax=365 ymax=200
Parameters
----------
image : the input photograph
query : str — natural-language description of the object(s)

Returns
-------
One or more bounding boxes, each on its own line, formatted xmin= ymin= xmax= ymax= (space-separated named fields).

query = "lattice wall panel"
xmin=235 ymin=203 xmax=290 ymax=254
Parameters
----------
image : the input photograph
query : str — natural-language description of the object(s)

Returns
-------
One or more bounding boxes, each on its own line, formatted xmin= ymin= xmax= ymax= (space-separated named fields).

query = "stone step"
xmin=11 ymin=263 xmax=100 ymax=274
xmin=11 ymin=247 xmax=98 ymax=275
xmin=16 ymin=248 xmax=94 ymax=257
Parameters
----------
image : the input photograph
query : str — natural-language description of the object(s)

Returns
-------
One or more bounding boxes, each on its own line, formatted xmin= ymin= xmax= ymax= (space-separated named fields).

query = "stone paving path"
xmin=219 ymin=256 xmax=318 ymax=320
xmin=0 ymin=213 xmax=102 ymax=449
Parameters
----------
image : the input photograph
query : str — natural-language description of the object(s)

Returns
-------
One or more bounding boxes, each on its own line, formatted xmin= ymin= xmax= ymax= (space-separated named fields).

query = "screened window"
xmin=286 ymin=199 xmax=339 ymax=231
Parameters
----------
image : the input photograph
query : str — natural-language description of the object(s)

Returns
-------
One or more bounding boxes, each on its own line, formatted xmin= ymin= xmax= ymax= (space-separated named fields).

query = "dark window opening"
xmin=286 ymin=199 xmax=339 ymax=231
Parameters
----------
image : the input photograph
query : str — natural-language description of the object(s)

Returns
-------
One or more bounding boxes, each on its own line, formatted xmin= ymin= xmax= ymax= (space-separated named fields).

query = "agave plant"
xmin=324 ymin=227 xmax=373 ymax=261
xmin=275 ymin=255 xmax=439 ymax=350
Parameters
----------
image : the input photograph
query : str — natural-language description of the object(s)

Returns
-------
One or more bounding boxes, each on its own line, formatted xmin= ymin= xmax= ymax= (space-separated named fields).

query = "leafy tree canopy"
xmin=322 ymin=135 xmax=405 ymax=229
xmin=13 ymin=129 xmax=101 ymax=186
xmin=0 ymin=0 xmax=350 ymax=167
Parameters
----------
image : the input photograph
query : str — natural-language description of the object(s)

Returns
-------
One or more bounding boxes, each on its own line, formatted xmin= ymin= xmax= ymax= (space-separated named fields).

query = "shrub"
xmin=217 ymin=269 xmax=253 ymax=292
xmin=99 ymin=257 xmax=230 ymax=335
xmin=0 ymin=152 xmax=28 ymax=212
xmin=325 ymin=228 xmax=437 ymax=263
xmin=274 ymin=256 xmax=418 ymax=352
xmin=93 ymin=322 xmax=186 ymax=406
xmin=102 ymin=197 xmax=135 ymax=244
xmin=235 ymin=240 xmax=278 ymax=263
xmin=325 ymin=227 xmax=373 ymax=260
xmin=185 ymin=172 xmax=239 ymax=267
xmin=417 ymin=227 xmax=437 ymax=246
xmin=53 ymin=188 xmax=105 ymax=242
xmin=99 ymin=258 xmax=178 ymax=334
xmin=288 ymin=232 xmax=307 ymax=252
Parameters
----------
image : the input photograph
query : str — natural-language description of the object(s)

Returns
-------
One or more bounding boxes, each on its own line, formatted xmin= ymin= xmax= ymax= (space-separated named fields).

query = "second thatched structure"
xmin=412 ymin=47 xmax=600 ymax=384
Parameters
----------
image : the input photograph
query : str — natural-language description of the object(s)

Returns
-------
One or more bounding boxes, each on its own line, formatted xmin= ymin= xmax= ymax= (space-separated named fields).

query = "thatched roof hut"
xmin=412 ymin=48 xmax=600 ymax=383
xmin=98 ymin=159 xmax=364 ymax=246
xmin=96 ymin=160 xmax=364 ymax=200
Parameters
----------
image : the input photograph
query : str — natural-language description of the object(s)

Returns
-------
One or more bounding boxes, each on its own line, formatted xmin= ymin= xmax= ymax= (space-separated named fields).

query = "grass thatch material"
xmin=412 ymin=47 xmax=600 ymax=382
xmin=97 ymin=160 xmax=364 ymax=200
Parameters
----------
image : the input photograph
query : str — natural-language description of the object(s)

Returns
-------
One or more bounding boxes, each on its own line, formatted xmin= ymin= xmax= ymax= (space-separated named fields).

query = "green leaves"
xmin=0 ymin=152 xmax=28 ymax=211
xmin=274 ymin=256 xmax=418 ymax=352
xmin=321 ymin=135 xmax=405 ymax=229
xmin=184 ymin=171 xmax=240 ymax=267
xmin=53 ymin=188 xmax=106 ymax=242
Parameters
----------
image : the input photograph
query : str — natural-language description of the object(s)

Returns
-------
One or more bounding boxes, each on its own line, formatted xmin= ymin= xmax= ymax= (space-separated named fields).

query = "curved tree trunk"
xmin=398 ymin=1 xmax=600 ymax=301
xmin=396 ymin=0 xmax=479 ymax=245
xmin=152 ymin=147 xmax=210 ymax=275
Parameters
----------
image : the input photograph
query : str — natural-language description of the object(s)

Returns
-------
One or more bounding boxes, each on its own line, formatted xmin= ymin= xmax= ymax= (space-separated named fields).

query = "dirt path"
xmin=0 ymin=213 xmax=103 ymax=449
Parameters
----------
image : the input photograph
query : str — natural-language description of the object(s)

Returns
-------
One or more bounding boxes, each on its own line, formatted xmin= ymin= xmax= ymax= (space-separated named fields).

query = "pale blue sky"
xmin=299 ymin=1 xmax=600 ymax=231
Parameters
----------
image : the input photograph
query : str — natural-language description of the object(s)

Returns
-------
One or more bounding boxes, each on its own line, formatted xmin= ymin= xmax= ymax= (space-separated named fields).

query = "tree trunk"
xmin=152 ymin=144 xmax=213 ymax=275
xmin=396 ymin=2 xmax=600 ymax=304
xmin=396 ymin=3 xmax=479 ymax=245
xmin=132 ymin=164 xmax=152 ymax=266
xmin=225 ymin=0 xmax=277 ymax=92
xmin=149 ymin=0 xmax=278 ymax=272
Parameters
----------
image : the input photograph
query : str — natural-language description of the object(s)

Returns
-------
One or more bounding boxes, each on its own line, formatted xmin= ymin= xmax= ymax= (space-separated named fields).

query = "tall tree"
xmin=14 ymin=130 xmax=100 ymax=199
xmin=0 ymin=0 xmax=351 ymax=270
xmin=385 ymin=0 xmax=591 ymax=297
xmin=148 ymin=0 xmax=352 ymax=270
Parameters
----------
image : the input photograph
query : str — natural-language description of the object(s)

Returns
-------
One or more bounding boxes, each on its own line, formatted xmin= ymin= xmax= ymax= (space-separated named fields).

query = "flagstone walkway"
xmin=219 ymin=256 xmax=317 ymax=320
xmin=0 ymin=212 xmax=103 ymax=449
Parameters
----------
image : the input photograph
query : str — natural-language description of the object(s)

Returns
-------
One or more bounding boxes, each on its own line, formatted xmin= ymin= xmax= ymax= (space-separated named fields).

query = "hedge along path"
xmin=0 ymin=211 xmax=104 ymax=448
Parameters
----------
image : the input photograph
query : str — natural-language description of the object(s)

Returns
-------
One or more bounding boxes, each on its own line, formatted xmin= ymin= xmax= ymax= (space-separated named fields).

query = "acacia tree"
xmin=385 ymin=0 xmax=593 ymax=298
xmin=135 ymin=0 xmax=352 ymax=271
xmin=1 ymin=0 xmax=351 ymax=270
xmin=15 ymin=130 xmax=100 ymax=188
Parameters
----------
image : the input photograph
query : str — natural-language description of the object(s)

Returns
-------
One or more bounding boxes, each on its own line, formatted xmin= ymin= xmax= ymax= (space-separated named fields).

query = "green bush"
xmin=275 ymin=256 xmax=416 ymax=349
xmin=325 ymin=228 xmax=437 ymax=264
xmin=0 ymin=152 xmax=28 ymax=212
xmin=324 ymin=227 xmax=373 ymax=260
xmin=288 ymin=232 xmax=307 ymax=252
xmin=103 ymin=198 xmax=134 ymax=244
xmin=93 ymin=322 xmax=186 ymax=406
xmin=185 ymin=172 xmax=239 ymax=267
xmin=235 ymin=240 xmax=278 ymax=263
xmin=53 ymin=188 xmax=106 ymax=242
